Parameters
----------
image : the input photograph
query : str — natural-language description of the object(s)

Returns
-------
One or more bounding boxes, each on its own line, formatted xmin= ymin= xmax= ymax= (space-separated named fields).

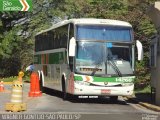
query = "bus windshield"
xmin=75 ymin=42 xmax=133 ymax=76
xmin=76 ymin=25 xmax=132 ymax=41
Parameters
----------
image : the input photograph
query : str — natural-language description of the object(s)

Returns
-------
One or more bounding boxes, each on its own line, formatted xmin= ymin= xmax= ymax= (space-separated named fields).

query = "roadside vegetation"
xmin=135 ymin=85 xmax=151 ymax=94
xmin=0 ymin=74 xmax=30 ymax=82
xmin=0 ymin=76 xmax=18 ymax=82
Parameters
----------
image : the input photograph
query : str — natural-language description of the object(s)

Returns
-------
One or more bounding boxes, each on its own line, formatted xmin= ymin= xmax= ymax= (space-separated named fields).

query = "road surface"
xmin=0 ymin=83 xmax=159 ymax=120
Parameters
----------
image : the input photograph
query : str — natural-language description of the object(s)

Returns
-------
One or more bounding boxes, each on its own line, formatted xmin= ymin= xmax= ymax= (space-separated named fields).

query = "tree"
xmin=0 ymin=0 xmax=157 ymax=80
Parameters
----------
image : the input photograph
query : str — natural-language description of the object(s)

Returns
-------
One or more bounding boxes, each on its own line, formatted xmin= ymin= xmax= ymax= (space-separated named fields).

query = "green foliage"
xmin=135 ymin=85 xmax=151 ymax=94
xmin=139 ymin=18 xmax=156 ymax=36
xmin=135 ymin=55 xmax=150 ymax=90
xmin=0 ymin=75 xmax=30 ymax=82
xmin=0 ymin=76 xmax=18 ymax=82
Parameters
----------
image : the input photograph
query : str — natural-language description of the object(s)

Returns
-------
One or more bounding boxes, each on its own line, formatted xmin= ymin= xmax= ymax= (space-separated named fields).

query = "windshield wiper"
xmin=108 ymin=60 xmax=122 ymax=77
xmin=90 ymin=62 xmax=102 ymax=76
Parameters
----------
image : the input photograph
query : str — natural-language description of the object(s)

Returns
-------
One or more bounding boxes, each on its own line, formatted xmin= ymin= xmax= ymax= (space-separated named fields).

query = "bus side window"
xmin=39 ymin=34 xmax=43 ymax=51
xmin=60 ymin=25 xmax=68 ymax=48
xmin=54 ymin=32 xmax=58 ymax=49
xmin=51 ymin=31 xmax=54 ymax=49
xmin=35 ymin=36 xmax=38 ymax=52
xmin=48 ymin=31 xmax=52 ymax=49
xmin=69 ymin=23 xmax=74 ymax=40
xmin=53 ymin=31 xmax=56 ymax=49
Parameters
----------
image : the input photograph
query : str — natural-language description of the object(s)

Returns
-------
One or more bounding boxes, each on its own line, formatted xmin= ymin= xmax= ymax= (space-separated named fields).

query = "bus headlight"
xmin=122 ymin=83 xmax=133 ymax=86
xmin=75 ymin=81 xmax=90 ymax=86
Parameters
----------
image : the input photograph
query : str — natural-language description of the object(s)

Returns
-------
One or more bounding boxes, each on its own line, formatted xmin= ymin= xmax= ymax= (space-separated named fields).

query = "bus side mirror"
xmin=69 ymin=37 xmax=76 ymax=57
xmin=136 ymin=40 xmax=143 ymax=61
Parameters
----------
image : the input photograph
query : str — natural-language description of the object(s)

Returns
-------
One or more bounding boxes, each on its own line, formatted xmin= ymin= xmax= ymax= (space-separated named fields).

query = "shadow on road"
xmin=44 ymin=87 xmax=128 ymax=105
xmin=135 ymin=93 xmax=152 ymax=103
xmin=124 ymin=93 xmax=157 ymax=106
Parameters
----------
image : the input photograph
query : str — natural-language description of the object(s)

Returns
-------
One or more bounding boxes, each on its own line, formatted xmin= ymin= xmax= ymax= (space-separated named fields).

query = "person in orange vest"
xmin=26 ymin=63 xmax=35 ymax=72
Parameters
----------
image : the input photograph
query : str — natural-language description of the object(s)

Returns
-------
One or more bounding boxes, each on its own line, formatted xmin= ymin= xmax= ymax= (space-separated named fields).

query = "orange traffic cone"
xmin=28 ymin=72 xmax=42 ymax=97
xmin=0 ymin=81 xmax=4 ymax=92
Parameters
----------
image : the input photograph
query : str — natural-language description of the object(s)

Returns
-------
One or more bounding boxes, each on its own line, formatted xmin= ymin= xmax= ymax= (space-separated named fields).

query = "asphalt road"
xmin=0 ymin=83 xmax=159 ymax=120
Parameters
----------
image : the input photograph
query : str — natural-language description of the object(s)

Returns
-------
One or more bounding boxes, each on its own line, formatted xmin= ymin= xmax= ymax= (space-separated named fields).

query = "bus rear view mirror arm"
xmin=136 ymin=40 xmax=143 ymax=61
xmin=69 ymin=37 xmax=76 ymax=57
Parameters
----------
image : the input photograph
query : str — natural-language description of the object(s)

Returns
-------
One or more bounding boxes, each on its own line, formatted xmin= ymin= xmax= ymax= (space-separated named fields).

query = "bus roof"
xmin=36 ymin=18 xmax=132 ymax=36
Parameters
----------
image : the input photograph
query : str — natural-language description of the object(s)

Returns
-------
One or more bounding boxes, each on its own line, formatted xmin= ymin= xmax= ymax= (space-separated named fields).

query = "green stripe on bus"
xmin=34 ymin=55 xmax=41 ymax=64
xmin=74 ymin=75 xmax=135 ymax=83
xmin=49 ymin=52 xmax=64 ymax=64
xmin=94 ymin=76 xmax=135 ymax=83
xmin=94 ymin=77 xmax=117 ymax=82
xmin=34 ymin=52 xmax=65 ymax=64
xmin=74 ymin=76 xmax=83 ymax=81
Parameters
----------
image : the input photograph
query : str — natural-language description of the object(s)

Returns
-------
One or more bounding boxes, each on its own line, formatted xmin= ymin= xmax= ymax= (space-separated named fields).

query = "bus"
xmin=34 ymin=18 xmax=143 ymax=101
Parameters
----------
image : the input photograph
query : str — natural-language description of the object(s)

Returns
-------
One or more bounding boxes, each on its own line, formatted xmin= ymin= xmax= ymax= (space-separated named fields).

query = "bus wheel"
xmin=39 ymin=73 xmax=44 ymax=92
xmin=62 ymin=76 xmax=67 ymax=100
xmin=110 ymin=96 xmax=118 ymax=102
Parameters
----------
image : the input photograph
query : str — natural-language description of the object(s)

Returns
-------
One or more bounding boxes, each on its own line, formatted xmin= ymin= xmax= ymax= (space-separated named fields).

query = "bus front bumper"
xmin=73 ymin=82 xmax=134 ymax=96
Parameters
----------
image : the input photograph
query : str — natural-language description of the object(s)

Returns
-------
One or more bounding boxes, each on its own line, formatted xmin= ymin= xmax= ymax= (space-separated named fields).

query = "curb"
xmin=139 ymin=102 xmax=160 ymax=112
xmin=125 ymin=96 xmax=160 ymax=112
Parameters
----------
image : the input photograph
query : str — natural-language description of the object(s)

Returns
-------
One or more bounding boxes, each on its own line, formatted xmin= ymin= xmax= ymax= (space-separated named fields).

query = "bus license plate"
xmin=101 ymin=89 xmax=111 ymax=94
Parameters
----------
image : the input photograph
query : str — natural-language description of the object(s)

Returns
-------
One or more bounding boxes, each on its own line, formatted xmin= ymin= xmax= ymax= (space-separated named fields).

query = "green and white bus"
xmin=34 ymin=18 xmax=143 ymax=101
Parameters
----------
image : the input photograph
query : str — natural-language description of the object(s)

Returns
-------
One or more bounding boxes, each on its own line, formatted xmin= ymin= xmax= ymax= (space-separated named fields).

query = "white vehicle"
xmin=34 ymin=18 xmax=143 ymax=101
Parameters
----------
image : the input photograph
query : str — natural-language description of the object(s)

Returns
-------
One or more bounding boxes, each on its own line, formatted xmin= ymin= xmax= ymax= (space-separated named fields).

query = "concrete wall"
xmin=148 ymin=2 xmax=160 ymax=105
xmin=148 ymin=2 xmax=160 ymax=29
xmin=150 ymin=43 xmax=160 ymax=105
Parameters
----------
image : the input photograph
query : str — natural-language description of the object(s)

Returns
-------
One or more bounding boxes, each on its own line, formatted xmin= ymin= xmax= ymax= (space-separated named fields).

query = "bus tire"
xmin=62 ymin=76 xmax=67 ymax=100
xmin=39 ymin=72 xmax=44 ymax=92
xmin=110 ymin=96 xmax=118 ymax=102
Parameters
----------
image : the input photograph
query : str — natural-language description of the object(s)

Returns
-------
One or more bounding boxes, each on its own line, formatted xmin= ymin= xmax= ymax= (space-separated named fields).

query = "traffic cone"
xmin=0 ymin=81 xmax=4 ymax=92
xmin=10 ymin=80 xmax=23 ymax=103
xmin=5 ymin=80 xmax=27 ymax=112
xmin=28 ymin=72 xmax=42 ymax=97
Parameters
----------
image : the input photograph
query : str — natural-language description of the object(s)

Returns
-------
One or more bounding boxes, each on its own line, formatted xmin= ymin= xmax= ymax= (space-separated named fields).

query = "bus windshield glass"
xmin=75 ymin=42 xmax=133 ymax=76
xmin=76 ymin=25 xmax=132 ymax=42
